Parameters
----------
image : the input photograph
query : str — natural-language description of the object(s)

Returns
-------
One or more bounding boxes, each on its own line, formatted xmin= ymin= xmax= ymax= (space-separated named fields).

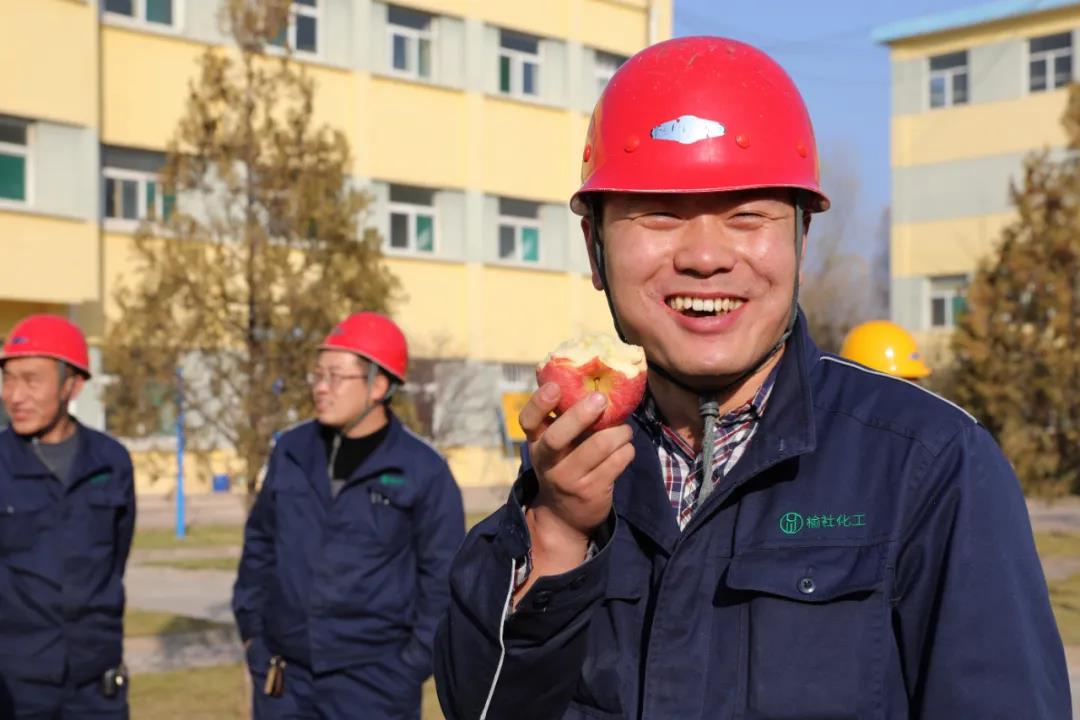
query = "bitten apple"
xmin=536 ymin=334 xmax=648 ymax=431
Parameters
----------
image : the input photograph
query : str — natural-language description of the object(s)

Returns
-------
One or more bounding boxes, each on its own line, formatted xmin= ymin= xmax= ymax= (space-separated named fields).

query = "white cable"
xmin=479 ymin=558 xmax=517 ymax=720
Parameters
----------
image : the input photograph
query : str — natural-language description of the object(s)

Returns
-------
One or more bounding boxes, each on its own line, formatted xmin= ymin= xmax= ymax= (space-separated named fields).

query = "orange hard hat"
xmin=840 ymin=321 xmax=930 ymax=380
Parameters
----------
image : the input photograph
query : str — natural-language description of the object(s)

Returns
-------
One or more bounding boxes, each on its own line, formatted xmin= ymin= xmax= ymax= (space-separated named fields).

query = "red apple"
xmin=536 ymin=334 xmax=648 ymax=431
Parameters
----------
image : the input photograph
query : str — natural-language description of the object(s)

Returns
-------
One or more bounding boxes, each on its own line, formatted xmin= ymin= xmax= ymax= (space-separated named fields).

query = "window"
xmin=497 ymin=198 xmax=540 ymax=263
xmin=104 ymin=169 xmax=174 ymax=226
xmin=104 ymin=0 xmax=176 ymax=27
xmin=595 ymin=51 xmax=627 ymax=96
xmin=270 ymin=0 xmax=319 ymax=55
xmin=499 ymin=30 xmax=541 ymax=98
xmin=388 ymin=185 xmax=436 ymax=254
xmin=929 ymin=275 xmax=968 ymax=328
xmin=388 ymin=5 xmax=434 ymax=79
xmin=1030 ymin=33 xmax=1072 ymax=92
xmin=928 ymin=51 xmax=968 ymax=108
xmin=0 ymin=117 xmax=28 ymax=204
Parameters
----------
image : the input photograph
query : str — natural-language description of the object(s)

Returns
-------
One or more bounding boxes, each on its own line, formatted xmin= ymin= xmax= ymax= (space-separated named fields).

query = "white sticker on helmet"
xmin=650 ymin=115 xmax=726 ymax=144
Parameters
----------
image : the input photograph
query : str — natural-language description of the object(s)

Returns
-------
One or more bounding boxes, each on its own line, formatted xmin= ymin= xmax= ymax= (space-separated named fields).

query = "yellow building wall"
xmin=0 ymin=301 xmax=67 ymax=336
xmin=444 ymin=445 xmax=519 ymax=489
xmin=482 ymin=99 xmax=578 ymax=202
xmin=892 ymin=89 xmax=1070 ymax=167
xmin=0 ymin=212 xmax=98 ymax=304
xmin=102 ymin=28 xmax=360 ymax=158
xmin=0 ymin=0 xmax=97 ymax=127
xmin=384 ymin=256 xmax=472 ymax=358
xmin=365 ymin=79 xmax=470 ymax=188
xmin=580 ymin=0 xmax=652 ymax=55
xmin=889 ymin=6 xmax=1080 ymax=61
xmin=477 ymin=266 xmax=612 ymax=363
xmin=891 ymin=212 xmax=1015 ymax=277
xmin=130 ymin=446 xmax=244 ymax=495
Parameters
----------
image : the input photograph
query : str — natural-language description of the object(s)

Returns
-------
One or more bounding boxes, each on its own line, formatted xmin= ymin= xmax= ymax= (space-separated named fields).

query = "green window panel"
xmin=416 ymin=214 xmax=434 ymax=252
xmin=521 ymin=227 xmax=539 ymax=262
xmin=0 ymin=153 xmax=26 ymax=202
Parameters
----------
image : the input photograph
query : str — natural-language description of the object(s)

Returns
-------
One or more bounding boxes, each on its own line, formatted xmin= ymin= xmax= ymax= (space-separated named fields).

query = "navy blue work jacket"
xmin=434 ymin=318 xmax=1070 ymax=719
xmin=233 ymin=414 xmax=465 ymax=679
xmin=0 ymin=424 xmax=136 ymax=685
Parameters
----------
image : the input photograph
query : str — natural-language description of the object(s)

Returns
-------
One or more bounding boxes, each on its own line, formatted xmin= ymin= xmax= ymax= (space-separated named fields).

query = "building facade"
xmin=0 ymin=0 xmax=671 ymax=493
xmin=875 ymin=0 xmax=1080 ymax=367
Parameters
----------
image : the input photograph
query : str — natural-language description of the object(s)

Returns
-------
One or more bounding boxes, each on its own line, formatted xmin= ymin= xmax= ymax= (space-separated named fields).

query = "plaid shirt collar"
xmin=635 ymin=364 xmax=777 ymax=458
xmin=634 ymin=363 xmax=780 ymax=529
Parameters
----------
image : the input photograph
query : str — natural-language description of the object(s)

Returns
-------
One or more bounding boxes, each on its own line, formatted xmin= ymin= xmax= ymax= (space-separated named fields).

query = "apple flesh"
xmin=536 ymin=334 xmax=648 ymax=431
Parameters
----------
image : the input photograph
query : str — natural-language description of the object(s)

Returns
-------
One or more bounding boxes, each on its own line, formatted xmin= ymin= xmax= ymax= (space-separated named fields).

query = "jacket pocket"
xmin=724 ymin=544 xmax=887 ymax=720
xmin=0 ymin=502 xmax=44 ymax=553
xmin=564 ymin=701 xmax=625 ymax=719
xmin=87 ymin=490 xmax=126 ymax=546
xmin=367 ymin=485 xmax=412 ymax=552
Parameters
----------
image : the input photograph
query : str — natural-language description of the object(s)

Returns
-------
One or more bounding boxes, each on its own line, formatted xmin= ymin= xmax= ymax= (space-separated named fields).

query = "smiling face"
xmin=1 ymin=357 xmax=83 ymax=437
xmin=586 ymin=189 xmax=802 ymax=389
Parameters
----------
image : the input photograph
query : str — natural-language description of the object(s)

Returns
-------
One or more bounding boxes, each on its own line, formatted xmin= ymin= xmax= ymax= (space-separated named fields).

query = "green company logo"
xmin=779 ymin=511 xmax=868 ymax=534
xmin=779 ymin=512 xmax=804 ymax=535
xmin=89 ymin=473 xmax=111 ymax=486
xmin=378 ymin=474 xmax=406 ymax=486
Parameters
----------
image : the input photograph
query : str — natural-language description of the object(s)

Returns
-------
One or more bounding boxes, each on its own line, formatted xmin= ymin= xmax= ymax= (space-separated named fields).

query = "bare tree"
xmin=800 ymin=142 xmax=887 ymax=352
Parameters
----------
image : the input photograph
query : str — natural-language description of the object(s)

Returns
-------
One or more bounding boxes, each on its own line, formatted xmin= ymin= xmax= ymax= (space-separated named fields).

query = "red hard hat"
xmin=319 ymin=312 xmax=407 ymax=382
xmin=0 ymin=315 xmax=91 ymax=377
xmin=571 ymin=36 xmax=830 ymax=215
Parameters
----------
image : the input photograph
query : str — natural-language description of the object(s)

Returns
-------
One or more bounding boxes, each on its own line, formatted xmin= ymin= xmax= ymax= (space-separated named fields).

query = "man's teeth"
xmin=666 ymin=296 xmax=744 ymax=314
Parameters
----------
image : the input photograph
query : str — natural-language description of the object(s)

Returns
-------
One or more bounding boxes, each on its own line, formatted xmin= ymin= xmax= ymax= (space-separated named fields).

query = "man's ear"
xmin=64 ymin=374 xmax=86 ymax=404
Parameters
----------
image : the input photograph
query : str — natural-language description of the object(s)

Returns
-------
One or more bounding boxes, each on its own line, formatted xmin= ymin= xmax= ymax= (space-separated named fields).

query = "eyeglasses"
xmin=306 ymin=371 xmax=367 ymax=389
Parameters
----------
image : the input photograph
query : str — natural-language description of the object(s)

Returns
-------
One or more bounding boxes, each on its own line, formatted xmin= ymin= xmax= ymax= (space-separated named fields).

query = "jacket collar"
xmin=614 ymin=310 xmax=821 ymax=547
xmin=0 ymin=422 xmax=111 ymax=487
xmin=283 ymin=413 xmax=405 ymax=503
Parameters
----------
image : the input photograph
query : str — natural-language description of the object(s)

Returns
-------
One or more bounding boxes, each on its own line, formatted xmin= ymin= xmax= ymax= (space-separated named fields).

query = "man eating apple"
xmin=433 ymin=37 xmax=1070 ymax=719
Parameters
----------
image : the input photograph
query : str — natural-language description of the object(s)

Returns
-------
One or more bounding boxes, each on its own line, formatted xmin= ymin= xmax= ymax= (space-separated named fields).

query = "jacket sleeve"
xmin=894 ymin=423 xmax=1071 ymax=718
xmin=115 ymin=453 xmax=136 ymax=576
xmin=399 ymin=459 xmax=466 ymax=680
xmin=434 ymin=473 xmax=614 ymax=720
xmin=232 ymin=449 xmax=279 ymax=643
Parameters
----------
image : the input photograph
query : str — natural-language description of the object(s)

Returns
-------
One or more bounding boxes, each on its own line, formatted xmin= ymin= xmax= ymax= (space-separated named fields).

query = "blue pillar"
xmin=175 ymin=366 xmax=186 ymax=540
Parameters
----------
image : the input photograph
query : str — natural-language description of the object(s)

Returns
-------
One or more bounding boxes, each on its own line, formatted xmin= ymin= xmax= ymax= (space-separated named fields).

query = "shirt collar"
xmin=635 ymin=361 xmax=780 ymax=441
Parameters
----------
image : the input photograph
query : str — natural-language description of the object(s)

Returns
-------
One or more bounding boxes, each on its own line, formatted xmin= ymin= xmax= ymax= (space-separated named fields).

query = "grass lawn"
xmin=130 ymin=664 xmax=446 ymax=720
xmin=1035 ymin=531 xmax=1080 ymax=559
xmin=145 ymin=556 xmax=241 ymax=573
xmin=130 ymin=664 xmax=248 ymax=720
xmin=1034 ymin=531 xmax=1080 ymax=646
xmin=124 ymin=609 xmax=230 ymax=637
xmin=134 ymin=524 xmax=244 ymax=551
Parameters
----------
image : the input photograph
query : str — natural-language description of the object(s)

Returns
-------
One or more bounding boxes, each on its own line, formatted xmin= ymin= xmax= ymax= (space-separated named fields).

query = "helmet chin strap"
xmin=590 ymin=194 xmax=805 ymax=506
xmin=326 ymin=362 xmax=397 ymax=483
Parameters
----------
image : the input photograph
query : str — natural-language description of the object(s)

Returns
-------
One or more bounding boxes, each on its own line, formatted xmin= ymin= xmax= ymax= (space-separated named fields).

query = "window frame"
xmin=1028 ymin=32 xmax=1073 ymax=93
xmin=496 ymin=216 xmax=541 ymax=264
xmin=498 ymin=33 xmax=542 ymax=99
xmin=102 ymin=167 xmax=170 ymax=230
xmin=927 ymin=276 xmax=968 ymax=329
xmin=387 ymin=199 xmax=437 ymax=255
xmin=387 ymin=11 xmax=435 ymax=80
xmin=103 ymin=0 xmax=183 ymax=32
xmin=268 ymin=1 xmax=321 ymax=57
xmin=594 ymin=50 xmax=626 ymax=97
xmin=0 ymin=119 xmax=31 ymax=208
xmin=927 ymin=51 xmax=969 ymax=109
